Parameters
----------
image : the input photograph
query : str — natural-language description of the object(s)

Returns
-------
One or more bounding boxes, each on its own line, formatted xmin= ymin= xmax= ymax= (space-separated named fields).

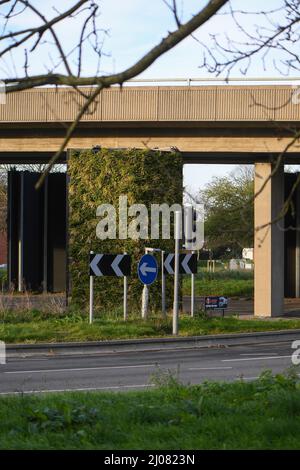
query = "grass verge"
xmin=1 ymin=310 xmax=300 ymax=344
xmin=183 ymin=270 xmax=254 ymax=297
xmin=0 ymin=370 xmax=300 ymax=449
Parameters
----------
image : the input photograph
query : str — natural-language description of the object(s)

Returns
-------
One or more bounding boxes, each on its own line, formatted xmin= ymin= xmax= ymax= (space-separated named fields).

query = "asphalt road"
xmin=182 ymin=296 xmax=300 ymax=317
xmin=0 ymin=340 xmax=299 ymax=395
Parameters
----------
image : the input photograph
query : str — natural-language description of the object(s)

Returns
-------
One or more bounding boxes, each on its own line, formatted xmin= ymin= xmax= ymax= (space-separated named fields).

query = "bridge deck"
xmin=0 ymin=86 xmax=299 ymax=164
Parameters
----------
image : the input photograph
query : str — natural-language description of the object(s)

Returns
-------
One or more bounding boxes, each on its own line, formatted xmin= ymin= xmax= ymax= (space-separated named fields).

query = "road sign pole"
xmin=161 ymin=250 xmax=166 ymax=317
xmin=141 ymin=284 xmax=149 ymax=319
xmin=141 ymin=248 xmax=149 ymax=319
xmin=123 ymin=252 xmax=128 ymax=321
xmin=173 ymin=211 xmax=181 ymax=335
xmin=191 ymin=250 xmax=195 ymax=317
xmin=123 ymin=275 xmax=128 ymax=321
xmin=89 ymin=250 xmax=94 ymax=324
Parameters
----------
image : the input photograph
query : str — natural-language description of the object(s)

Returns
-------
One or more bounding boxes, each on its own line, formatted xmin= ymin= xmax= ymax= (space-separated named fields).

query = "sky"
xmin=1 ymin=0 xmax=300 ymax=193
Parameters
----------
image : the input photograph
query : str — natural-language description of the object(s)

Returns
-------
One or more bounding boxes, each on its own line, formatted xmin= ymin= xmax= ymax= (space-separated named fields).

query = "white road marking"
xmin=189 ymin=367 xmax=233 ymax=370
xmin=222 ymin=355 xmax=292 ymax=362
xmin=240 ymin=353 xmax=279 ymax=356
xmin=0 ymin=384 xmax=154 ymax=396
xmin=4 ymin=363 xmax=157 ymax=375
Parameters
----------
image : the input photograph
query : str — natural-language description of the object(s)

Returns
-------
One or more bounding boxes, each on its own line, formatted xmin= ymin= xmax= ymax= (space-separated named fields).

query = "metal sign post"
xmin=161 ymin=250 xmax=166 ymax=317
xmin=191 ymin=250 xmax=195 ymax=317
xmin=89 ymin=252 xmax=131 ymax=324
xmin=173 ymin=211 xmax=181 ymax=335
xmin=163 ymin=251 xmax=197 ymax=317
xmin=123 ymin=252 xmax=128 ymax=321
xmin=89 ymin=250 xmax=94 ymax=324
xmin=0 ymin=340 xmax=6 ymax=365
xmin=141 ymin=284 xmax=149 ymax=319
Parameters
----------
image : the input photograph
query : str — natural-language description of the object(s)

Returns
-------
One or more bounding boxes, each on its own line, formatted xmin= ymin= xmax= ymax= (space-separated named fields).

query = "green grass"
xmin=1 ymin=310 xmax=300 ymax=344
xmin=0 ymin=268 xmax=7 ymax=287
xmin=183 ymin=270 xmax=254 ymax=297
xmin=0 ymin=370 xmax=300 ymax=449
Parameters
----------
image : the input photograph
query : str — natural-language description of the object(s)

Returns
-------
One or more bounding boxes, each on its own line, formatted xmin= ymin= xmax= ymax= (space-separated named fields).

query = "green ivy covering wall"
xmin=68 ymin=148 xmax=183 ymax=311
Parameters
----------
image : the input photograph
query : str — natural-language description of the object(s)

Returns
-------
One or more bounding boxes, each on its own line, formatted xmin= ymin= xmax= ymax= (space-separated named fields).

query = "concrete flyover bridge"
xmin=0 ymin=78 xmax=300 ymax=317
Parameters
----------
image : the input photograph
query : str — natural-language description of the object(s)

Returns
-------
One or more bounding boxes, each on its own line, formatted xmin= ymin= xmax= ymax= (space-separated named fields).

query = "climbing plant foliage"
xmin=68 ymin=148 xmax=183 ymax=312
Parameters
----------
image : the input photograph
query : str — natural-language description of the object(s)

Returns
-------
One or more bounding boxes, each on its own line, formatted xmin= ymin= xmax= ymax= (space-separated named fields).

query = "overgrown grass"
xmin=183 ymin=270 xmax=254 ymax=297
xmin=0 ymin=370 xmax=300 ymax=449
xmin=0 ymin=268 xmax=7 ymax=288
xmin=1 ymin=309 xmax=300 ymax=344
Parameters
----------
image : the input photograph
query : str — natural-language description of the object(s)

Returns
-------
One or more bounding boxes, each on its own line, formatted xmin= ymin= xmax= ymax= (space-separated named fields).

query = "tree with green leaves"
xmin=200 ymin=166 xmax=254 ymax=258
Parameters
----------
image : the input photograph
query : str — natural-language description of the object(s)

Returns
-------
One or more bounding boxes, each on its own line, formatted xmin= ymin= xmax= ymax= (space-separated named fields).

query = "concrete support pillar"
xmin=295 ymin=181 xmax=300 ymax=297
xmin=254 ymin=162 xmax=284 ymax=317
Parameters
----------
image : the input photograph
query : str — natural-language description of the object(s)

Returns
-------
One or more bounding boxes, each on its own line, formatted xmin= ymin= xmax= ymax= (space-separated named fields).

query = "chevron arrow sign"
xmin=163 ymin=253 xmax=197 ymax=275
xmin=89 ymin=253 xmax=131 ymax=277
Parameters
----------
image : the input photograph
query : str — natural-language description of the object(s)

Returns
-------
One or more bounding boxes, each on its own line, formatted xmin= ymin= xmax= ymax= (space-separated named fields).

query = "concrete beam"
xmin=254 ymin=163 xmax=284 ymax=317
xmin=0 ymin=134 xmax=298 ymax=154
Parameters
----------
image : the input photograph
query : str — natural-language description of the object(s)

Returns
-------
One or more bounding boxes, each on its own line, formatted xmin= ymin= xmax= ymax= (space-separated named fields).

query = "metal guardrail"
xmin=127 ymin=77 xmax=300 ymax=86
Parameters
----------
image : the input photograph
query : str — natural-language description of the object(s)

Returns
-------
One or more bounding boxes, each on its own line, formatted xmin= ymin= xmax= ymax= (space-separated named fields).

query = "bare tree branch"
xmin=0 ymin=0 xmax=229 ymax=185
xmin=200 ymin=0 xmax=300 ymax=76
xmin=1 ymin=0 xmax=300 ymax=242
xmin=2 ymin=0 xmax=228 ymax=92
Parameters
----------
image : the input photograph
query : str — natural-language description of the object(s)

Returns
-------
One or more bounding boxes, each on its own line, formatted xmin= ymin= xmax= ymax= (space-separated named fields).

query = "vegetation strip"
xmin=0 ymin=370 xmax=300 ymax=449
xmin=2 ymin=310 xmax=300 ymax=344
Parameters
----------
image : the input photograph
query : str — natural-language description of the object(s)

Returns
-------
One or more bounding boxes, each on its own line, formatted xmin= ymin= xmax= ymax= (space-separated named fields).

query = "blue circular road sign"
xmin=138 ymin=254 xmax=158 ymax=285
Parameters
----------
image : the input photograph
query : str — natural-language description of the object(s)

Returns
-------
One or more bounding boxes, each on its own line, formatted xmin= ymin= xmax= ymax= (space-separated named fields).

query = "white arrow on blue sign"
xmin=138 ymin=254 xmax=158 ymax=285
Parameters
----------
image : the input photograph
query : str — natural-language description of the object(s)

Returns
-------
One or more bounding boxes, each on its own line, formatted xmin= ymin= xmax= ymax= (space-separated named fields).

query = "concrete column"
xmin=254 ymin=162 xmax=284 ymax=317
xmin=295 ymin=179 xmax=300 ymax=297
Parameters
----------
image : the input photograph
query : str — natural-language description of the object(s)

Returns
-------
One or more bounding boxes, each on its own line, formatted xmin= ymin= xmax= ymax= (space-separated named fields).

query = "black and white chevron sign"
xmin=163 ymin=253 xmax=197 ymax=275
xmin=89 ymin=253 xmax=131 ymax=277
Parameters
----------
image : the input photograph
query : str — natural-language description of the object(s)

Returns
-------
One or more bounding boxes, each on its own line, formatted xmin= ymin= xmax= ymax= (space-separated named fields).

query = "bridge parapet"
xmin=0 ymin=85 xmax=299 ymax=124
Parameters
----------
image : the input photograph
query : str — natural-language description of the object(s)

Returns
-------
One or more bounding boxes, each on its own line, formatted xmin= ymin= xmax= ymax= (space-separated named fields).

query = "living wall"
xmin=68 ymin=148 xmax=183 ymax=312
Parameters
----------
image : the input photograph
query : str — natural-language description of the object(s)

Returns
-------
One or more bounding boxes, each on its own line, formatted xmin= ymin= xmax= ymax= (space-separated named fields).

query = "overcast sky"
xmin=1 ymin=0 xmax=299 ymax=192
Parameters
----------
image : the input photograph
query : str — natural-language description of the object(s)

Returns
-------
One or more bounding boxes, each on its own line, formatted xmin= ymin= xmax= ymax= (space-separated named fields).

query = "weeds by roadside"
xmin=1 ymin=307 xmax=300 ymax=344
xmin=0 ymin=369 xmax=299 ymax=449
